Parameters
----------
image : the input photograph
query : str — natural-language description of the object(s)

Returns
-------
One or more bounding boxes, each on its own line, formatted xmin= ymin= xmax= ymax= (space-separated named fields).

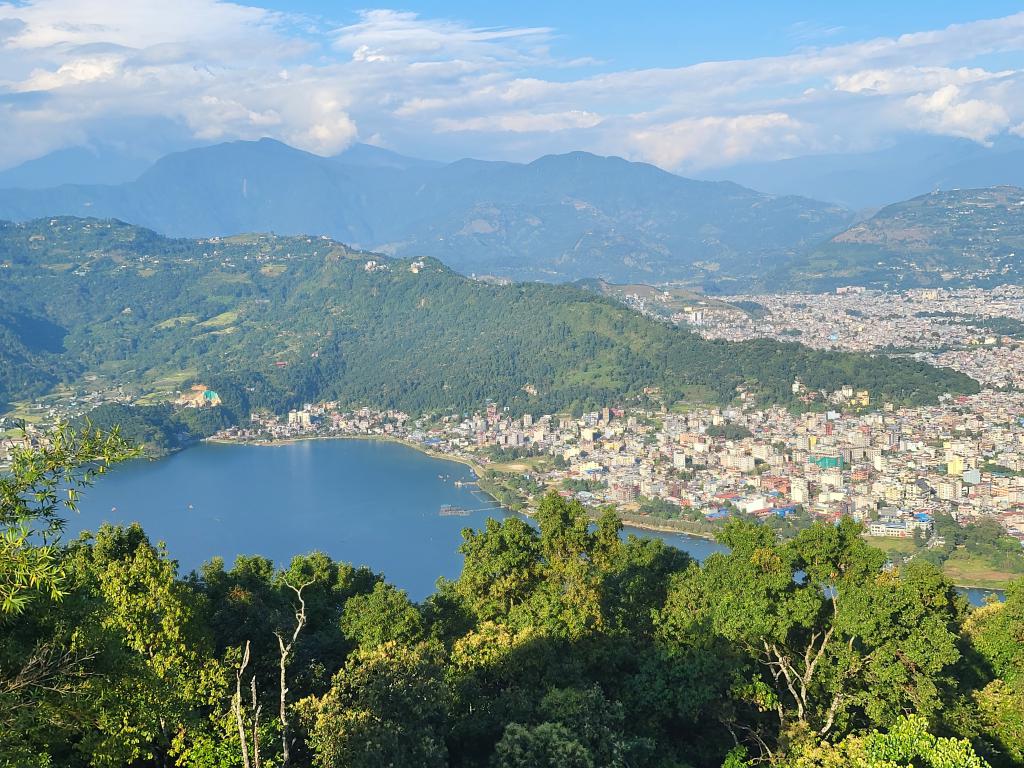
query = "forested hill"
xmin=770 ymin=186 xmax=1024 ymax=291
xmin=0 ymin=138 xmax=851 ymax=284
xmin=0 ymin=217 xmax=977 ymax=413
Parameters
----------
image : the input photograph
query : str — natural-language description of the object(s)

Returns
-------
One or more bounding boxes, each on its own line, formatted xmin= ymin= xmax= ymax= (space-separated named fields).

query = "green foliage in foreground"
xmin=782 ymin=714 xmax=991 ymax=767
xmin=2 ymin=434 xmax=1022 ymax=768
xmin=0 ymin=423 xmax=136 ymax=613
xmin=0 ymin=217 xmax=977 ymax=414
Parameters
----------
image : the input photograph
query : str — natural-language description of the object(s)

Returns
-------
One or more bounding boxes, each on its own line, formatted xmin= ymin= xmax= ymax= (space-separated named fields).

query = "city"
xmin=7 ymin=285 xmax=1024 ymax=590
xmin=207 ymin=379 xmax=1024 ymax=569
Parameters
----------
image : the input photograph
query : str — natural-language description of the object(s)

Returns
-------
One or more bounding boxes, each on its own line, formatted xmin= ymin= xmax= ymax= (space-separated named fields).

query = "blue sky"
xmin=2 ymin=1 xmax=1024 ymax=171
xmin=249 ymin=1 xmax=1024 ymax=71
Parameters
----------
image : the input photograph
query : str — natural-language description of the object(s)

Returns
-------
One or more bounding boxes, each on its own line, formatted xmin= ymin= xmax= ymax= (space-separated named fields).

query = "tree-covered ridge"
xmin=0 ymin=217 xmax=977 ymax=413
xmin=773 ymin=186 xmax=1024 ymax=291
xmin=2 ymin=430 xmax=1020 ymax=768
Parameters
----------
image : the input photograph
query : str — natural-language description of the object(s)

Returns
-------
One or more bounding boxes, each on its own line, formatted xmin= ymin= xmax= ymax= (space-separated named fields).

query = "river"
xmin=70 ymin=439 xmax=727 ymax=600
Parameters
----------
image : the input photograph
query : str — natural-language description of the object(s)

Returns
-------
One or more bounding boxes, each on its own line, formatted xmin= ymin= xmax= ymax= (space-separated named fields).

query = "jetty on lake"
xmin=439 ymin=503 xmax=505 ymax=516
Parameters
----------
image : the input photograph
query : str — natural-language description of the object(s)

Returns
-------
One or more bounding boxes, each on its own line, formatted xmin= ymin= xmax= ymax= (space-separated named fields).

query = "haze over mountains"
xmin=772 ymin=186 xmax=1024 ymax=291
xmin=701 ymin=135 xmax=1024 ymax=211
xmin=0 ymin=139 xmax=850 ymax=284
xmin=0 ymin=145 xmax=156 ymax=190
xmin=2 ymin=137 xmax=1024 ymax=288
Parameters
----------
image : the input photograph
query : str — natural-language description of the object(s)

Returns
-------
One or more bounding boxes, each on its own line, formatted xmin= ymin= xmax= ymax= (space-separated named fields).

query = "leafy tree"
xmin=659 ymin=520 xmax=964 ymax=754
xmin=637 ymin=495 xmax=681 ymax=520
xmin=77 ymin=524 xmax=225 ymax=767
xmin=0 ymin=568 xmax=100 ymax=766
xmin=195 ymin=552 xmax=381 ymax=767
xmin=456 ymin=517 xmax=543 ymax=623
xmin=965 ymin=581 xmax=1024 ymax=682
xmin=783 ymin=715 xmax=990 ymax=768
xmin=530 ymin=492 xmax=604 ymax=638
xmin=972 ymin=678 xmax=1024 ymax=766
xmin=341 ymin=581 xmax=424 ymax=651
xmin=601 ymin=533 xmax=691 ymax=635
xmin=0 ymin=423 xmax=135 ymax=613
xmin=300 ymin=641 xmax=449 ymax=768
xmin=960 ymin=580 xmax=1024 ymax=765
xmin=0 ymin=425 xmax=136 ymax=765
xmin=533 ymin=685 xmax=652 ymax=767
xmin=492 ymin=722 xmax=593 ymax=768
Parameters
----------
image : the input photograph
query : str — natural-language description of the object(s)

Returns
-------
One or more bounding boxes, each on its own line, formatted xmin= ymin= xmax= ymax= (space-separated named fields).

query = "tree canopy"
xmin=0 ymin=432 xmax=1019 ymax=768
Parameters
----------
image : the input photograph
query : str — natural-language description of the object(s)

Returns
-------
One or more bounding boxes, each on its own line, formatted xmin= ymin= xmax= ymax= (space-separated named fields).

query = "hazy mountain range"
xmin=770 ymin=186 xmax=1024 ymax=291
xmin=0 ymin=145 xmax=156 ymax=189
xmin=701 ymin=135 xmax=1024 ymax=210
xmin=0 ymin=139 xmax=849 ymax=284
xmin=2 ymin=137 xmax=1024 ymax=287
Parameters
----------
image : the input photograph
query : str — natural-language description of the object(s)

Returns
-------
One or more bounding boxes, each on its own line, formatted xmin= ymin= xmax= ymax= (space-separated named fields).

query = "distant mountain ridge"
xmin=702 ymin=135 xmax=1024 ymax=210
xmin=330 ymin=142 xmax=442 ymax=170
xmin=0 ymin=138 xmax=851 ymax=284
xmin=769 ymin=186 xmax=1024 ymax=291
xmin=0 ymin=145 xmax=153 ymax=189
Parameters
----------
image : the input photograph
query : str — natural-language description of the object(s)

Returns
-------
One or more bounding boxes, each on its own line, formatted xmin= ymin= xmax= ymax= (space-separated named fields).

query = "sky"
xmin=2 ymin=1 xmax=1024 ymax=172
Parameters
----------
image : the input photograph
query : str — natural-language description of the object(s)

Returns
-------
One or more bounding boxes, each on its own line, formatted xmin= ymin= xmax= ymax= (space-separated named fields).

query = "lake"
xmin=70 ymin=439 xmax=727 ymax=600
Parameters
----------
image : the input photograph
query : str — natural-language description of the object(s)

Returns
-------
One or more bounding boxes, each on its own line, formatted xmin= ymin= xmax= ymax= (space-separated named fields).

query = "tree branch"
xmin=233 ymin=640 xmax=252 ymax=768
xmin=276 ymin=579 xmax=312 ymax=767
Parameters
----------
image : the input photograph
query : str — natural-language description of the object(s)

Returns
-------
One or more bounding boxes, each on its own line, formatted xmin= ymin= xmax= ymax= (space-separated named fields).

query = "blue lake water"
xmin=70 ymin=439 xmax=727 ymax=600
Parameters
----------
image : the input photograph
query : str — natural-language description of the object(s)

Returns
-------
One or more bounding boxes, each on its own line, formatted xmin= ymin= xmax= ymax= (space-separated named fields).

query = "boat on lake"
xmin=439 ymin=504 xmax=470 ymax=516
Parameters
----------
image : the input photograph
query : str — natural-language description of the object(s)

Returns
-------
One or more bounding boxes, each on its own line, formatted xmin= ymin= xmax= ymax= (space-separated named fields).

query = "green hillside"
xmin=0 ymin=217 xmax=977 ymax=413
xmin=773 ymin=186 xmax=1024 ymax=290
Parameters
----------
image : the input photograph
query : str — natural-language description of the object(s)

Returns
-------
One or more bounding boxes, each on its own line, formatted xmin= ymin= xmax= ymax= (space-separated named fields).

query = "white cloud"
xmin=832 ymin=66 xmax=1011 ymax=95
xmin=628 ymin=113 xmax=807 ymax=170
xmin=0 ymin=0 xmax=275 ymax=51
xmin=435 ymin=110 xmax=602 ymax=134
xmin=905 ymin=84 xmax=1011 ymax=143
xmin=2 ymin=3 xmax=1024 ymax=171
xmin=331 ymin=9 xmax=553 ymax=66
xmin=18 ymin=54 xmax=123 ymax=90
xmin=0 ymin=0 xmax=344 ymax=163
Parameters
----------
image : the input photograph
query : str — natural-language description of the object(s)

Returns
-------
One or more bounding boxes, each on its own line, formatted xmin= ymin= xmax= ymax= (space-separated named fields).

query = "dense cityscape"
xmin=7 ymin=285 xmax=1024 ymax=579
xmin=624 ymin=284 xmax=1024 ymax=389
xmin=204 ymin=382 xmax=1024 ymax=584
xmin=222 ymin=387 xmax=1024 ymax=536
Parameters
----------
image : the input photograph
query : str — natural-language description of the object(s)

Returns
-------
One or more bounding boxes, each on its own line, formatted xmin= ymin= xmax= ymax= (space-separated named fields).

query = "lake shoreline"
xmin=203 ymin=433 xmax=723 ymax=542
xmin=205 ymin=432 xmax=487 ymax=473
xmin=198 ymin=434 xmax=1005 ymax=593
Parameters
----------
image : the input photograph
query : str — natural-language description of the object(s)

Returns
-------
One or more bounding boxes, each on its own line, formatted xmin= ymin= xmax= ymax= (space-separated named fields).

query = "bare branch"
xmin=766 ymin=642 xmax=804 ymax=723
xmin=277 ymin=579 xmax=312 ymax=767
xmin=0 ymin=641 xmax=98 ymax=727
xmin=819 ymin=692 xmax=844 ymax=735
xmin=233 ymin=640 xmax=252 ymax=768
xmin=251 ymin=674 xmax=262 ymax=768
